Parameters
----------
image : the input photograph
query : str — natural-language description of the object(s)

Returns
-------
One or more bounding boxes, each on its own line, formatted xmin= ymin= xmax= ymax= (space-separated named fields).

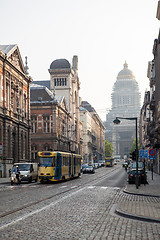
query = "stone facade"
xmin=80 ymin=101 xmax=105 ymax=163
xmin=0 ymin=45 xmax=32 ymax=177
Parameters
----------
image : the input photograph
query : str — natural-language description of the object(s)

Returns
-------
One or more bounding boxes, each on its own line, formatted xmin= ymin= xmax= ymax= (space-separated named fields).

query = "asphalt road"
xmin=95 ymin=164 xmax=127 ymax=188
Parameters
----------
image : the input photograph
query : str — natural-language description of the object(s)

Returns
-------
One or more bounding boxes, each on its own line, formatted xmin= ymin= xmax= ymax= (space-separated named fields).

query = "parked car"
xmin=93 ymin=163 xmax=99 ymax=169
xmin=98 ymin=160 xmax=105 ymax=167
xmin=114 ymin=160 xmax=117 ymax=165
xmin=130 ymin=161 xmax=144 ymax=170
xmin=12 ymin=162 xmax=38 ymax=183
xmin=81 ymin=164 xmax=88 ymax=172
xmin=128 ymin=168 xmax=147 ymax=184
xmin=82 ymin=165 xmax=95 ymax=174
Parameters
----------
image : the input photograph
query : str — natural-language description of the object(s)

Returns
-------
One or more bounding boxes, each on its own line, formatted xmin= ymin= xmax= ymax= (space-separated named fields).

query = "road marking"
xmin=60 ymin=185 xmax=67 ymax=188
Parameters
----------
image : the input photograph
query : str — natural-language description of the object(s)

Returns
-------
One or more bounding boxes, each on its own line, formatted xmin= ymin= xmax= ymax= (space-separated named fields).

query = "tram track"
xmin=0 ymin=166 xmax=120 ymax=219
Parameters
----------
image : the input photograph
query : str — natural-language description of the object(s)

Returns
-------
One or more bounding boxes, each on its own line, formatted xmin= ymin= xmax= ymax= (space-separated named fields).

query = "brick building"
xmin=31 ymin=56 xmax=83 ymax=159
xmin=30 ymin=83 xmax=74 ymax=160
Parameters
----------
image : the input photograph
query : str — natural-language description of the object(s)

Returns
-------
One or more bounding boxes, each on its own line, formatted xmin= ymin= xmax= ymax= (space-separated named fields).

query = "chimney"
xmin=72 ymin=55 xmax=78 ymax=72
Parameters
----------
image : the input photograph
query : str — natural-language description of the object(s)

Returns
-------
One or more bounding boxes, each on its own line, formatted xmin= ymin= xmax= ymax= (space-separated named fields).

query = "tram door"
xmin=69 ymin=155 xmax=71 ymax=177
xmin=56 ymin=154 xmax=62 ymax=179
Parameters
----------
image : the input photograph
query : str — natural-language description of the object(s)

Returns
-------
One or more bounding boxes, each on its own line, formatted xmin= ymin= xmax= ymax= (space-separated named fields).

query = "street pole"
xmin=135 ymin=118 xmax=139 ymax=189
xmin=113 ymin=116 xmax=139 ymax=189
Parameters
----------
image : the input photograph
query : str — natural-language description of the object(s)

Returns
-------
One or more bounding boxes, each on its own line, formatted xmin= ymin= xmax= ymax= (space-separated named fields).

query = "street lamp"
xmin=113 ymin=117 xmax=139 ymax=189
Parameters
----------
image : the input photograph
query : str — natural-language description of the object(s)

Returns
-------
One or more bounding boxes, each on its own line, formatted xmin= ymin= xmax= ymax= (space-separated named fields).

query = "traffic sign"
xmin=140 ymin=149 xmax=148 ymax=158
xmin=149 ymin=149 xmax=156 ymax=156
xmin=149 ymin=155 xmax=155 ymax=160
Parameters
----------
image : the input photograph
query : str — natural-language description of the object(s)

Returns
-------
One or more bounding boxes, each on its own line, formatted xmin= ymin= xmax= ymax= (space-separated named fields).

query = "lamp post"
xmin=113 ymin=117 xmax=139 ymax=189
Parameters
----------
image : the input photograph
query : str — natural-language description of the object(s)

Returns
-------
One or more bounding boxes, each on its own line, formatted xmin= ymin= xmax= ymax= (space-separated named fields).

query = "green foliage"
xmin=130 ymin=138 xmax=139 ymax=153
xmin=105 ymin=140 xmax=113 ymax=157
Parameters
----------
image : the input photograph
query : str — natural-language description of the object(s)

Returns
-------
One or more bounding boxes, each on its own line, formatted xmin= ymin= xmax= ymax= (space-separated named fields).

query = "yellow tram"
xmin=105 ymin=157 xmax=114 ymax=167
xmin=38 ymin=151 xmax=82 ymax=182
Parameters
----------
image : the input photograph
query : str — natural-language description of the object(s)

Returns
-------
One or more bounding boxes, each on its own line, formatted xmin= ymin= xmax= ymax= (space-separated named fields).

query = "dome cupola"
xmin=50 ymin=59 xmax=71 ymax=70
xmin=117 ymin=61 xmax=135 ymax=80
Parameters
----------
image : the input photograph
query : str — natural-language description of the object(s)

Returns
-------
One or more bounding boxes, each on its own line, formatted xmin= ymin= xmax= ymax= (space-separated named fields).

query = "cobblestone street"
xmin=0 ymin=166 xmax=160 ymax=240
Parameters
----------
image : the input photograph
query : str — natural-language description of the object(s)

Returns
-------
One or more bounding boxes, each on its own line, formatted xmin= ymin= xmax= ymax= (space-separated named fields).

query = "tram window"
xmin=62 ymin=156 xmax=68 ymax=166
xmin=39 ymin=157 xmax=55 ymax=167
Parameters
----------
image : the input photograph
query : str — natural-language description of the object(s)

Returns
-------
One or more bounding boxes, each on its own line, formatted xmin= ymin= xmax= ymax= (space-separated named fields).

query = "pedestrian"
xmin=15 ymin=166 xmax=20 ymax=184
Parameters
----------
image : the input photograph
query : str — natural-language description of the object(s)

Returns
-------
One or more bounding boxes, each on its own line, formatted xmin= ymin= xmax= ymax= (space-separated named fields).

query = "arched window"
xmin=12 ymin=128 xmax=16 ymax=162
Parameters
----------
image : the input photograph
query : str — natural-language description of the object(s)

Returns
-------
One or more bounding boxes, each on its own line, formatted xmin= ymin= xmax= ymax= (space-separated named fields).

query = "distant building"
xmin=80 ymin=101 xmax=105 ymax=163
xmin=105 ymin=62 xmax=141 ymax=158
xmin=0 ymin=45 xmax=32 ymax=177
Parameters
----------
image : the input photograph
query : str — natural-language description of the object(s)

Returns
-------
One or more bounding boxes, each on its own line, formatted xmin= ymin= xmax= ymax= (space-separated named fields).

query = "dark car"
xmin=128 ymin=169 xmax=147 ymax=184
xmin=82 ymin=165 xmax=95 ymax=174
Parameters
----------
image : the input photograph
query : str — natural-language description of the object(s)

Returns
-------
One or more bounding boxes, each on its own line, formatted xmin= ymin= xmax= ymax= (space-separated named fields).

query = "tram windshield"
xmin=39 ymin=157 xmax=55 ymax=167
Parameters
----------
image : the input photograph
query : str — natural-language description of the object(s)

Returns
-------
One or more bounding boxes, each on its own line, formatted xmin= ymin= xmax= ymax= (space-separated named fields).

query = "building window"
xmin=6 ymin=83 xmax=9 ymax=108
xmin=54 ymin=78 xmax=67 ymax=87
xmin=31 ymin=144 xmax=38 ymax=161
xmin=43 ymin=115 xmax=50 ymax=133
xmin=24 ymin=94 xmax=27 ymax=117
xmin=21 ymin=132 xmax=23 ymax=159
xmin=43 ymin=144 xmax=50 ymax=151
xmin=25 ymin=133 xmax=28 ymax=160
xmin=54 ymin=78 xmax=56 ymax=86
xmin=7 ymin=127 xmax=11 ymax=158
xmin=31 ymin=115 xmax=37 ymax=133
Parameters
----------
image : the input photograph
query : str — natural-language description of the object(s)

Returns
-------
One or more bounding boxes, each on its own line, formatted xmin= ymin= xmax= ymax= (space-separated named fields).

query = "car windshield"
xmin=13 ymin=164 xmax=31 ymax=171
xmin=131 ymin=162 xmax=144 ymax=168
xmin=86 ymin=166 xmax=92 ymax=168
xmin=130 ymin=170 xmax=143 ymax=175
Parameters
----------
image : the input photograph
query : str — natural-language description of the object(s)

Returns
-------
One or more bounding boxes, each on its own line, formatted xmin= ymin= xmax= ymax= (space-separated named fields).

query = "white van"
xmin=13 ymin=163 xmax=38 ymax=183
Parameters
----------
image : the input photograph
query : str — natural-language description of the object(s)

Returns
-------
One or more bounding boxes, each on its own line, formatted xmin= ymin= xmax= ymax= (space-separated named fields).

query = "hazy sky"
xmin=1 ymin=0 xmax=159 ymax=121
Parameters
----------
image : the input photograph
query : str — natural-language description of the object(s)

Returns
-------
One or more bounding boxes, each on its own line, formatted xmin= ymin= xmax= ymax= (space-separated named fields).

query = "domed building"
xmin=105 ymin=62 xmax=141 ymax=158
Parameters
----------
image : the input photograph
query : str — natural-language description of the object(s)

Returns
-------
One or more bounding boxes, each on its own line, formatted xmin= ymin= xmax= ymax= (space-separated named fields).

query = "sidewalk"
xmin=116 ymin=170 xmax=160 ymax=223
xmin=0 ymin=177 xmax=10 ymax=184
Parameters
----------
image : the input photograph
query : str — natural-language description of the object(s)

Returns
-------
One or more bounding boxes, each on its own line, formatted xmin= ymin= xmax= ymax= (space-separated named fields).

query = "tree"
xmin=130 ymin=138 xmax=139 ymax=153
xmin=130 ymin=138 xmax=139 ymax=160
xmin=105 ymin=140 xmax=113 ymax=157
